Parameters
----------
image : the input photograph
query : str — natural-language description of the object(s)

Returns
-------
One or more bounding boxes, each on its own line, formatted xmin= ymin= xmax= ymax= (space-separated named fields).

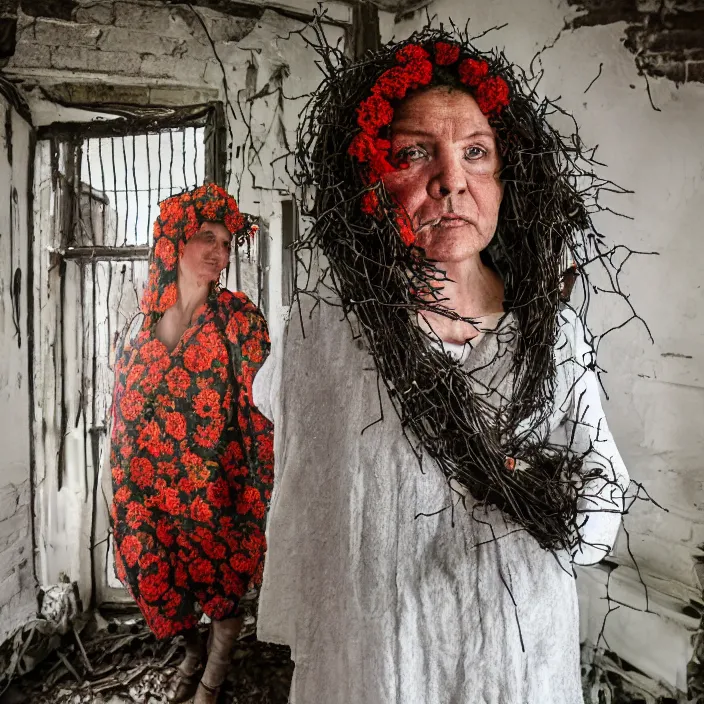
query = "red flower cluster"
xmin=347 ymin=40 xmax=511 ymax=245
xmin=458 ymin=57 xmax=489 ymax=87
xmin=475 ymin=75 xmax=511 ymax=116
xmin=434 ymin=41 xmax=460 ymax=66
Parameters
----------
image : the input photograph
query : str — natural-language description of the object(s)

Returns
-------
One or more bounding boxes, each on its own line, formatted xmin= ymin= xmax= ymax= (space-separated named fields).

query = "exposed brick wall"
xmin=567 ymin=0 xmax=704 ymax=84
xmin=0 ymin=481 xmax=35 ymax=642
xmin=4 ymin=1 xmax=258 ymax=82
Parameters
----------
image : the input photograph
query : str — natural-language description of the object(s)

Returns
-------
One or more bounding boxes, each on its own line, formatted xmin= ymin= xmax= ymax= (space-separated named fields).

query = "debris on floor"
xmin=0 ymin=605 xmax=293 ymax=704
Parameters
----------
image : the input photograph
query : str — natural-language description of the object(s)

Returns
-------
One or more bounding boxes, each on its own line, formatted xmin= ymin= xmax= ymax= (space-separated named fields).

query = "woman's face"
xmin=382 ymin=87 xmax=503 ymax=262
xmin=179 ymin=221 xmax=231 ymax=284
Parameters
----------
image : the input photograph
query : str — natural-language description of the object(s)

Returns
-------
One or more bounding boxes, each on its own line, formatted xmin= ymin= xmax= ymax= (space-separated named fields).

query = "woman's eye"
xmin=396 ymin=146 xmax=426 ymax=163
xmin=465 ymin=146 xmax=487 ymax=160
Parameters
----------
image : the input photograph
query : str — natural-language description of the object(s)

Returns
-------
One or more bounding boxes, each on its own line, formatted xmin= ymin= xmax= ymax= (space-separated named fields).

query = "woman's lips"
xmin=418 ymin=215 xmax=471 ymax=230
xmin=437 ymin=216 xmax=469 ymax=228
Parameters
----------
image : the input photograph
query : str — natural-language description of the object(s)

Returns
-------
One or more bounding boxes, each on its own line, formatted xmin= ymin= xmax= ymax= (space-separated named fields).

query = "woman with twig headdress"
xmin=110 ymin=183 xmax=273 ymax=704
xmin=255 ymin=26 xmax=634 ymax=704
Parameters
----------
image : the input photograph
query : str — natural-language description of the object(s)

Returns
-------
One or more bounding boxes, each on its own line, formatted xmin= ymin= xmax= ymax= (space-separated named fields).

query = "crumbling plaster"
xmin=0 ymin=90 xmax=37 ymax=645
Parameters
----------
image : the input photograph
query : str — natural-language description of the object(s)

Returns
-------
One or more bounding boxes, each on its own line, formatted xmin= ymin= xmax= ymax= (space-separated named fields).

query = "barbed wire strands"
xmin=289 ymin=19 xmax=654 ymax=556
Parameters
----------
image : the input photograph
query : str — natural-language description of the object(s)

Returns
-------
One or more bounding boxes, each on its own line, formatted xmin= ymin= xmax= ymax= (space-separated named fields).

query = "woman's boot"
xmin=194 ymin=616 xmax=242 ymax=704
xmin=164 ymin=627 xmax=206 ymax=703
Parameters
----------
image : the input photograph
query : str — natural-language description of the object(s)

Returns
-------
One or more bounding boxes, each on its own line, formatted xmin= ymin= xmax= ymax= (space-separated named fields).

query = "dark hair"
xmin=292 ymin=24 xmax=636 ymax=552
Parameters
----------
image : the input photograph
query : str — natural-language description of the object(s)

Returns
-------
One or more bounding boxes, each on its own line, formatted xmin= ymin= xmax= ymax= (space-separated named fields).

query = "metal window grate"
xmin=78 ymin=127 xmax=204 ymax=248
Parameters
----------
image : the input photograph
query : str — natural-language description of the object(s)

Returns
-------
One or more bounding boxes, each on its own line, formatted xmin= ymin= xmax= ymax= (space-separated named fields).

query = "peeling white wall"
xmin=0 ymin=94 xmax=37 ymax=642
xmin=396 ymin=0 xmax=704 ymax=692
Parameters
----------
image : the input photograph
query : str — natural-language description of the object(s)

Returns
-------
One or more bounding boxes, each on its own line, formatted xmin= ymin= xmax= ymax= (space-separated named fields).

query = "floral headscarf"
xmin=140 ymin=183 xmax=256 ymax=316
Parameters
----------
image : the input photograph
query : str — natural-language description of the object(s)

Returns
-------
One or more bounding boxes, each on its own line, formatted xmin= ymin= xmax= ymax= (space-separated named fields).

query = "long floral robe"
xmin=110 ymin=289 xmax=273 ymax=638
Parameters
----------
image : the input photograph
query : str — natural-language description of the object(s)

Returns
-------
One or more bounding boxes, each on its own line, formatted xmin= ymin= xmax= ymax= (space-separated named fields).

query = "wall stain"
xmin=661 ymin=352 xmax=693 ymax=359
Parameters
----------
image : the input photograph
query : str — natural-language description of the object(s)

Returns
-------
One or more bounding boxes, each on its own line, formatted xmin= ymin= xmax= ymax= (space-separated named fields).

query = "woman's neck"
xmin=175 ymin=267 xmax=211 ymax=322
xmin=418 ymin=254 xmax=504 ymax=344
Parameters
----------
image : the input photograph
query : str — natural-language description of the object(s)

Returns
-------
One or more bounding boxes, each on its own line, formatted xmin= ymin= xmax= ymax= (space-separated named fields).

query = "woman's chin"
xmin=418 ymin=241 xmax=487 ymax=264
xmin=415 ymin=226 xmax=491 ymax=262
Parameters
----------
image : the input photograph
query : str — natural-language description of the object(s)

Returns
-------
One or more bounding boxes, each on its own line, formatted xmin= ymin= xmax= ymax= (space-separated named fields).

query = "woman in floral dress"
xmin=110 ymin=183 xmax=273 ymax=704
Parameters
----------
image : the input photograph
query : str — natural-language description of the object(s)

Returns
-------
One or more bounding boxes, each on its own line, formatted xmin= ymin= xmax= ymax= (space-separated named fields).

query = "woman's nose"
xmin=428 ymin=152 xmax=467 ymax=199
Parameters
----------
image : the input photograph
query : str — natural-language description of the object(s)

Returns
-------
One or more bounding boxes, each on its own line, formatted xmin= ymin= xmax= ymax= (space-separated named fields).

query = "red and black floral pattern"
xmin=111 ymin=184 xmax=271 ymax=639
xmin=111 ymin=289 xmax=273 ymax=639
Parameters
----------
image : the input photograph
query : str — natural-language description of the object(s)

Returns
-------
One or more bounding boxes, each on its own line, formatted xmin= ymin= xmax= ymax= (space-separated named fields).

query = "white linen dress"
xmin=254 ymin=301 xmax=628 ymax=704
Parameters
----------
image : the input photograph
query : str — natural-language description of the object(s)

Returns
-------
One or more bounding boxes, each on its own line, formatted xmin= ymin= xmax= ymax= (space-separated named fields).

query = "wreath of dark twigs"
xmin=287 ymin=19 xmax=654 ymax=555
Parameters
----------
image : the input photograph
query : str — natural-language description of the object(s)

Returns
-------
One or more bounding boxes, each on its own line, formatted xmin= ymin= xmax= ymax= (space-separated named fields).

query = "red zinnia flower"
xmin=189 ymin=557 xmax=215 ymax=584
xmin=200 ymin=200 xmax=218 ymax=221
xmin=119 ymin=390 xmax=145 ymax=422
xmin=191 ymin=496 xmax=213 ymax=523
xmin=120 ymin=534 xmax=142 ymax=568
xmin=183 ymin=344 xmax=213 ymax=373
xmin=222 ymin=440 xmax=244 ymax=466
xmin=194 ymin=418 xmax=223 ymax=449
xmin=434 ymin=41 xmax=460 ymax=66
xmin=251 ymin=498 xmax=266 ymax=519
xmin=252 ymin=412 xmax=272 ymax=435
xmin=356 ymin=95 xmax=394 ymax=135
xmin=161 ymin=486 xmax=184 ymax=516
xmin=139 ymin=563 xmax=170 ymax=601
xmin=165 ymin=412 xmax=187 ymax=440
xmin=114 ymin=485 xmax=131 ymax=505
xmin=224 ymin=211 xmax=245 ymax=235
xmin=140 ymin=339 xmax=166 ymax=363
xmin=136 ymin=421 xmax=165 ymax=458
xmin=225 ymin=314 xmax=246 ymax=344
xmin=157 ymin=459 xmax=179 ymax=479
xmin=202 ymin=595 xmax=232 ymax=620
xmin=241 ymin=337 xmax=264 ymax=364
xmin=221 ymin=564 xmax=244 ymax=596
xmin=349 ymin=133 xmax=382 ymax=167
xmin=201 ymin=536 xmax=227 ymax=561
xmin=125 ymin=364 xmax=146 ymax=391
xmin=395 ymin=44 xmax=430 ymax=65
xmin=178 ymin=476 xmax=196 ymax=494
xmin=125 ymin=500 xmax=152 ymax=528
xmin=156 ymin=519 xmax=175 ymax=547
xmin=458 ymin=58 xmax=489 ymax=87
xmin=206 ymin=477 xmax=232 ymax=508
xmin=154 ymin=237 xmax=177 ymax=268
xmin=229 ymin=553 xmax=254 ymax=574
xmin=159 ymin=284 xmax=178 ymax=312
xmin=196 ymin=328 xmax=228 ymax=364
xmin=129 ymin=457 xmax=155 ymax=489
xmin=119 ymin=441 xmax=134 ymax=459
xmin=257 ymin=434 xmax=274 ymax=463
xmin=166 ymin=367 xmax=190 ymax=397
xmin=193 ymin=388 xmax=221 ymax=419
xmin=475 ymin=75 xmax=510 ymax=115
